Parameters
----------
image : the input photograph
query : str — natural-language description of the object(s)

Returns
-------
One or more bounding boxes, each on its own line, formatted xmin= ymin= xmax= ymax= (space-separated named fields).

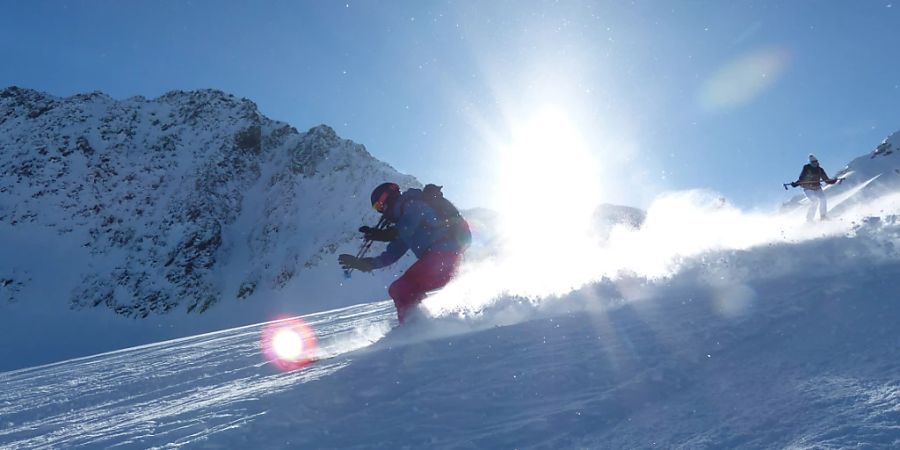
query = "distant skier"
xmin=789 ymin=154 xmax=839 ymax=221
xmin=338 ymin=183 xmax=471 ymax=323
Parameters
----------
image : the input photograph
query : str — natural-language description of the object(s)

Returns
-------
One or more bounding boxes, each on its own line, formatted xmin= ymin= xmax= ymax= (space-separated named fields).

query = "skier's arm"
xmin=368 ymin=201 xmax=428 ymax=268
xmin=821 ymin=168 xmax=837 ymax=184
xmin=369 ymin=239 xmax=409 ymax=268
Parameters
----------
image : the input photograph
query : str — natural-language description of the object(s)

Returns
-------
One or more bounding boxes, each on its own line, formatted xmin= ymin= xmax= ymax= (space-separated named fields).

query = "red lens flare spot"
xmin=261 ymin=317 xmax=319 ymax=371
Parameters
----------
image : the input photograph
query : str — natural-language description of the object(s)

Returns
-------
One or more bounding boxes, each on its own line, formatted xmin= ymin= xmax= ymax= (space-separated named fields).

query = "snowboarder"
xmin=338 ymin=182 xmax=471 ymax=323
xmin=790 ymin=154 xmax=839 ymax=221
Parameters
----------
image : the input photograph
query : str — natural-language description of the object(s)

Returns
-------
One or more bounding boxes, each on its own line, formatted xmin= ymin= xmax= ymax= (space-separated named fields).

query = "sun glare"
xmin=427 ymin=106 xmax=609 ymax=316
xmin=492 ymin=107 xmax=604 ymax=297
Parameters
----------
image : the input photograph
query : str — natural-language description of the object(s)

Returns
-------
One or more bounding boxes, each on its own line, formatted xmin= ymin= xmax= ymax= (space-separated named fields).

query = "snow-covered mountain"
xmin=0 ymin=86 xmax=420 ymax=318
xmin=782 ymin=130 xmax=900 ymax=216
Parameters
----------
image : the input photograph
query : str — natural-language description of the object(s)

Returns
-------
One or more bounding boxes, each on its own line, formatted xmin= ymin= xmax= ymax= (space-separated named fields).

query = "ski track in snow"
xmin=0 ymin=302 xmax=396 ymax=449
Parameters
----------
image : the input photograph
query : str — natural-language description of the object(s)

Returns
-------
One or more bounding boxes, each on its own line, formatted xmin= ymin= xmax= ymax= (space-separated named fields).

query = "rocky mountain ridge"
xmin=0 ymin=86 xmax=418 ymax=317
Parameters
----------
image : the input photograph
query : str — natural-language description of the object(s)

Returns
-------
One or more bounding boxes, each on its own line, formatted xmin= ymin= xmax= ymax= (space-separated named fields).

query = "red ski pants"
xmin=388 ymin=251 xmax=462 ymax=323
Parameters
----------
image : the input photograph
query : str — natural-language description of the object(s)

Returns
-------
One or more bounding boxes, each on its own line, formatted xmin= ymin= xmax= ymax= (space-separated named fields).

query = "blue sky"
xmin=2 ymin=1 xmax=898 ymax=210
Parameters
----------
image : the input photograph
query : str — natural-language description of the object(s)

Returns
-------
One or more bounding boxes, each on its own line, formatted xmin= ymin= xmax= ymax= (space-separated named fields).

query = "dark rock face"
xmin=291 ymin=124 xmax=341 ymax=176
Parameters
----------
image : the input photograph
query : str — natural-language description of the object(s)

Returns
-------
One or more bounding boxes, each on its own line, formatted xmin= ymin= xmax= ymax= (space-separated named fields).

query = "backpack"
xmin=422 ymin=184 xmax=472 ymax=249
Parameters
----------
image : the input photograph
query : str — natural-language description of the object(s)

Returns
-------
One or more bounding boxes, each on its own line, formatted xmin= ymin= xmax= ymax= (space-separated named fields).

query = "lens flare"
xmin=700 ymin=47 xmax=791 ymax=112
xmin=261 ymin=317 xmax=318 ymax=371
xmin=272 ymin=328 xmax=304 ymax=360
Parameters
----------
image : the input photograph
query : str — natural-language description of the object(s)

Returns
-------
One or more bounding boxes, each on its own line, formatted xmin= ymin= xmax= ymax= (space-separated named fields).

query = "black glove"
xmin=359 ymin=226 xmax=398 ymax=242
xmin=790 ymin=182 xmax=798 ymax=187
xmin=338 ymin=254 xmax=376 ymax=272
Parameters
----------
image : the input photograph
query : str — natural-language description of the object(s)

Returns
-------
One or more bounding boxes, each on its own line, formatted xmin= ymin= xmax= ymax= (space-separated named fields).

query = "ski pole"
xmin=343 ymin=216 xmax=388 ymax=278
xmin=785 ymin=178 xmax=845 ymax=190
xmin=785 ymin=180 xmax=829 ymax=189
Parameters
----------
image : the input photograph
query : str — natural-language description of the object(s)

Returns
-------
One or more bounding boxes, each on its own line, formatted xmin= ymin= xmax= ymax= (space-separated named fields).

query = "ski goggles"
xmin=372 ymin=191 xmax=391 ymax=213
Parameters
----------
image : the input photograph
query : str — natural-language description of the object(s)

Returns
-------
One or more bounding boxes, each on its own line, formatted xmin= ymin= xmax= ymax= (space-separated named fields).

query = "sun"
xmin=490 ymin=106 xmax=604 ymax=297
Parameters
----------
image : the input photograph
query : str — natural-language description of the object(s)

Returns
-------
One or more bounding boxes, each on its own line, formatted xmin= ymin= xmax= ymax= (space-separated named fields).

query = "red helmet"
xmin=370 ymin=182 xmax=400 ymax=213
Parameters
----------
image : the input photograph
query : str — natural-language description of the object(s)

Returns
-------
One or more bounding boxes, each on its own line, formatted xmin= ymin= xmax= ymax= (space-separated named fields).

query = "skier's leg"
xmin=388 ymin=263 xmax=427 ymax=324
xmin=817 ymin=190 xmax=828 ymax=219
xmin=803 ymin=190 xmax=818 ymax=222
xmin=388 ymin=252 xmax=462 ymax=323
xmin=415 ymin=251 xmax=462 ymax=293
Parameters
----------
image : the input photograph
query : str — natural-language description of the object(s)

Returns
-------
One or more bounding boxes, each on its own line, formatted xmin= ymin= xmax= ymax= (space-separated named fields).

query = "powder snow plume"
xmin=426 ymin=188 xmax=900 ymax=318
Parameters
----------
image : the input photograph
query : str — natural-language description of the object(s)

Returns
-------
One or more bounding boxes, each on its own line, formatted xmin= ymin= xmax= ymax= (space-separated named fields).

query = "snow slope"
xmin=2 ymin=212 xmax=898 ymax=449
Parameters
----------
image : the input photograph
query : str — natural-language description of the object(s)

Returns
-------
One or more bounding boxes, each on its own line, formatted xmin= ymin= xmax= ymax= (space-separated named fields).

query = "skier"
xmin=338 ymin=182 xmax=471 ymax=323
xmin=790 ymin=154 xmax=839 ymax=221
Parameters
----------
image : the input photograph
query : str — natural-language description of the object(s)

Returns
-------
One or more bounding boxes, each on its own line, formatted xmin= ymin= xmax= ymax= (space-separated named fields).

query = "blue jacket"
xmin=370 ymin=189 xmax=468 ymax=269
